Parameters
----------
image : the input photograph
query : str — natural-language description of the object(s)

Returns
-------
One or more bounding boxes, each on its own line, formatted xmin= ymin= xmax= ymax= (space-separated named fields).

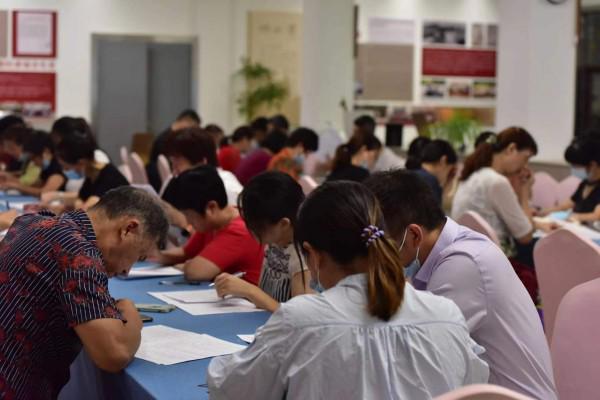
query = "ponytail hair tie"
xmin=361 ymin=225 xmax=385 ymax=247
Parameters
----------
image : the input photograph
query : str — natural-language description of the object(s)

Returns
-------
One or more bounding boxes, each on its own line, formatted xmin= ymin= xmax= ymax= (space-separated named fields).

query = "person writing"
xmin=207 ymin=181 xmax=488 ymax=399
xmin=0 ymin=187 xmax=169 ymax=399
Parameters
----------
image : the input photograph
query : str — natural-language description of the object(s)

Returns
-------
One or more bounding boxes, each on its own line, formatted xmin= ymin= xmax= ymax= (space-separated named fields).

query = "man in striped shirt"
xmin=0 ymin=186 xmax=168 ymax=400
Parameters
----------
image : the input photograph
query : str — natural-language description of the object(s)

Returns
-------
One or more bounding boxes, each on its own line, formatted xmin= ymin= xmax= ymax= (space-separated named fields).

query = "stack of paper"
xmin=237 ymin=334 xmax=255 ymax=344
xmin=122 ymin=265 xmax=183 ymax=279
xmin=135 ymin=325 xmax=246 ymax=365
xmin=148 ymin=289 xmax=262 ymax=316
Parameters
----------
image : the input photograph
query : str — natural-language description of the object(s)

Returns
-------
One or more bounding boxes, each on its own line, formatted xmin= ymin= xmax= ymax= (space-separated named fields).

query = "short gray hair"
xmin=91 ymin=186 xmax=169 ymax=249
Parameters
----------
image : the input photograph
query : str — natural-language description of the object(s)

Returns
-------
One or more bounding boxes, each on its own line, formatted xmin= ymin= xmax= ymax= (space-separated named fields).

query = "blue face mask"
xmin=572 ymin=167 xmax=588 ymax=181
xmin=42 ymin=159 xmax=51 ymax=170
xmin=310 ymin=278 xmax=325 ymax=293
xmin=294 ymin=154 xmax=305 ymax=166
xmin=398 ymin=228 xmax=422 ymax=280
xmin=65 ymin=169 xmax=83 ymax=180
xmin=18 ymin=153 xmax=28 ymax=163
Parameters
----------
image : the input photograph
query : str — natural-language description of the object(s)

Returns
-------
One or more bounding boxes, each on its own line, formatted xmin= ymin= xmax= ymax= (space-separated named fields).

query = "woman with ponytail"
xmin=208 ymin=181 xmax=488 ymax=399
xmin=326 ymin=134 xmax=381 ymax=182
xmin=451 ymin=127 xmax=555 ymax=265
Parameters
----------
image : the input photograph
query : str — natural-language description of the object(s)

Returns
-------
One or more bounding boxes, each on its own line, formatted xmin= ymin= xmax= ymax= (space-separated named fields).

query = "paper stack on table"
xmin=122 ymin=265 xmax=183 ymax=279
xmin=148 ymin=289 xmax=262 ymax=316
xmin=237 ymin=334 xmax=255 ymax=344
xmin=135 ymin=325 xmax=246 ymax=365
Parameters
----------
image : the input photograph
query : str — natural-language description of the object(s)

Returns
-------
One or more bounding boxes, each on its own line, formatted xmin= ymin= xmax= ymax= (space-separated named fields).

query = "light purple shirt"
xmin=413 ymin=218 xmax=557 ymax=400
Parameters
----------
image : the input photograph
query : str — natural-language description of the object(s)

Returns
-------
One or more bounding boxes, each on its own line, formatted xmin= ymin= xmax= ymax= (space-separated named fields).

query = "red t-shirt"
xmin=218 ymin=146 xmax=241 ymax=173
xmin=183 ymin=216 xmax=264 ymax=285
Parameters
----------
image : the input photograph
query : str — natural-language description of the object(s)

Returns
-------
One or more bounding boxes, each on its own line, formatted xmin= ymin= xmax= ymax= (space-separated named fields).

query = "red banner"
xmin=0 ymin=72 xmax=55 ymax=113
xmin=422 ymin=48 xmax=496 ymax=78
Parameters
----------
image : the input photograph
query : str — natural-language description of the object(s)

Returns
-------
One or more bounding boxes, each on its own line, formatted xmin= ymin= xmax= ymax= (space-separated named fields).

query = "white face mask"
xmin=398 ymin=228 xmax=421 ymax=279
xmin=571 ymin=167 xmax=588 ymax=181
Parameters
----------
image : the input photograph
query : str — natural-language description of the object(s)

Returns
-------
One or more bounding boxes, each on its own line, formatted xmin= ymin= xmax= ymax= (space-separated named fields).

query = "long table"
xmin=59 ymin=274 xmax=270 ymax=399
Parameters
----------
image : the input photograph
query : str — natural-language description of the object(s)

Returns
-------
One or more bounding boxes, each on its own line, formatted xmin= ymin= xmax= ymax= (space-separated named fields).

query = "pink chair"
xmin=556 ymin=176 xmax=581 ymax=204
xmin=157 ymin=154 xmax=172 ymax=186
xmin=434 ymin=384 xmax=534 ymax=400
xmin=531 ymin=172 xmax=559 ymax=209
xmin=118 ymin=164 xmax=133 ymax=184
xmin=128 ymin=152 xmax=149 ymax=185
xmin=457 ymin=211 xmax=501 ymax=246
xmin=552 ymin=277 xmax=600 ymax=400
xmin=120 ymin=146 xmax=129 ymax=166
xmin=298 ymin=175 xmax=319 ymax=195
xmin=534 ymin=228 xmax=600 ymax=342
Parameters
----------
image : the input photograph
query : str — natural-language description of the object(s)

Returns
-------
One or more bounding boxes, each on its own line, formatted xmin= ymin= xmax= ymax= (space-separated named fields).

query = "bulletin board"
xmin=356 ymin=44 xmax=413 ymax=101
xmin=247 ymin=11 xmax=302 ymax=124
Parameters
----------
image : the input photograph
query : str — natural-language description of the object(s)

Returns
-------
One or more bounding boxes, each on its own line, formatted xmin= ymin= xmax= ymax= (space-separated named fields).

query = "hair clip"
xmin=361 ymin=225 xmax=385 ymax=247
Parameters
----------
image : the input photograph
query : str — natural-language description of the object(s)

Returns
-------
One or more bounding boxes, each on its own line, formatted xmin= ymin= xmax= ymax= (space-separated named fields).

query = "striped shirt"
xmin=0 ymin=210 xmax=122 ymax=400
xmin=258 ymin=245 xmax=303 ymax=303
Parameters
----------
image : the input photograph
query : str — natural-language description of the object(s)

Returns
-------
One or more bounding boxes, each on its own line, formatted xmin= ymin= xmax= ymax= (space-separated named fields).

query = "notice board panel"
xmin=356 ymin=44 xmax=413 ymax=101
xmin=422 ymin=48 xmax=496 ymax=77
xmin=0 ymin=72 xmax=55 ymax=115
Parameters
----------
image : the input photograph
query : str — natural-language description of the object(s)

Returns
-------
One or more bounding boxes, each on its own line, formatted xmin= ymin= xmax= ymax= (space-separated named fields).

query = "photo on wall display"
xmin=487 ymin=25 xmax=498 ymax=48
xmin=422 ymin=78 xmax=446 ymax=99
xmin=471 ymin=23 xmax=498 ymax=49
xmin=448 ymin=81 xmax=471 ymax=98
xmin=472 ymin=24 xmax=484 ymax=47
xmin=423 ymin=21 xmax=466 ymax=46
xmin=473 ymin=80 xmax=496 ymax=99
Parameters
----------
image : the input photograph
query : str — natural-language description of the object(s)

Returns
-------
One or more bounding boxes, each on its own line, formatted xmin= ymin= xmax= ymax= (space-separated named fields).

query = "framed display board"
xmin=13 ymin=10 xmax=57 ymax=58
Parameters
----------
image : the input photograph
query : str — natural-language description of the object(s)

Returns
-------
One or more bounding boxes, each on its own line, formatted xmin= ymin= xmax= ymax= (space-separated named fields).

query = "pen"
xmin=209 ymin=271 xmax=246 ymax=287
xmin=159 ymin=280 xmax=201 ymax=285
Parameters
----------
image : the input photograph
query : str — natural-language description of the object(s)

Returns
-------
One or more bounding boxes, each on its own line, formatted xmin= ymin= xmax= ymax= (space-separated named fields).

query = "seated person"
xmin=214 ymin=172 xmax=312 ymax=311
xmin=50 ymin=116 xmax=111 ymax=164
xmin=326 ymin=134 xmax=380 ymax=183
xmin=267 ymin=127 xmax=319 ymax=180
xmin=49 ymin=130 xmax=129 ymax=210
xmin=405 ymin=136 xmax=432 ymax=170
xmin=162 ymin=126 xmax=242 ymax=205
xmin=351 ymin=115 xmax=405 ymax=172
xmin=451 ymin=127 xmax=554 ymax=265
xmin=413 ymin=139 xmax=458 ymax=206
xmin=146 ymin=109 xmax=201 ymax=191
xmin=0 ymin=125 xmax=41 ymax=185
xmin=207 ymin=181 xmax=488 ymax=399
xmin=540 ymin=136 xmax=600 ymax=223
xmin=0 ymin=114 xmax=26 ymax=171
xmin=474 ymin=130 xmax=496 ymax=150
xmin=205 ymin=123 xmax=225 ymax=146
xmin=218 ymin=125 xmax=254 ymax=173
xmin=267 ymin=114 xmax=290 ymax=134
xmin=365 ymin=170 xmax=557 ymax=400
xmin=235 ymin=129 xmax=287 ymax=186
xmin=0 ymin=187 xmax=168 ymax=399
xmin=249 ymin=116 xmax=269 ymax=144
xmin=0 ymin=129 xmax=66 ymax=196
xmin=157 ymin=166 xmax=263 ymax=284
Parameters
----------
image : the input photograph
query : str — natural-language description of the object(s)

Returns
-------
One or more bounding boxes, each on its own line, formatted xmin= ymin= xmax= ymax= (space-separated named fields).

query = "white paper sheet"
xmin=135 ymin=325 xmax=246 ymax=365
xmin=237 ymin=334 xmax=255 ymax=344
xmin=148 ymin=291 xmax=262 ymax=316
xmin=122 ymin=266 xmax=183 ymax=279
xmin=533 ymin=216 xmax=600 ymax=241
xmin=163 ymin=289 xmax=221 ymax=303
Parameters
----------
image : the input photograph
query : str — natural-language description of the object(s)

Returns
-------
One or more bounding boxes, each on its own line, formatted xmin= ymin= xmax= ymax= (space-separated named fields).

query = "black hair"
xmin=269 ymin=114 xmax=289 ymax=131
xmin=420 ymin=139 xmax=458 ymax=165
xmin=294 ymin=181 xmax=406 ymax=321
xmin=405 ymin=137 xmax=431 ymax=170
xmin=260 ymin=129 xmax=288 ymax=154
xmin=238 ymin=171 xmax=304 ymax=241
xmin=56 ymin=129 xmax=97 ymax=164
xmin=364 ymin=169 xmax=446 ymax=239
xmin=165 ymin=165 xmax=227 ymax=215
xmin=250 ymin=117 xmax=269 ymax=133
xmin=91 ymin=186 xmax=169 ymax=250
xmin=565 ymin=135 xmax=600 ymax=166
xmin=23 ymin=130 xmax=55 ymax=157
xmin=50 ymin=116 xmax=95 ymax=144
xmin=0 ymin=115 xmax=25 ymax=135
xmin=164 ymin=127 xmax=218 ymax=167
xmin=176 ymin=109 xmax=201 ymax=124
xmin=205 ymin=124 xmax=224 ymax=140
xmin=1 ymin=125 xmax=32 ymax=146
xmin=332 ymin=134 xmax=381 ymax=171
xmin=354 ymin=115 xmax=376 ymax=136
xmin=474 ymin=131 xmax=496 ymax=149
xmin=232 ymin=126 xmax=254 ymax=143
xmin=287 ymin=127 xmax=319 ymax=152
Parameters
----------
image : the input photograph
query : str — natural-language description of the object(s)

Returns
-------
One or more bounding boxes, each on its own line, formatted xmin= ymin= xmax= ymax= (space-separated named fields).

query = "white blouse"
xmin=207 ymin=274 xmax=489 ymax=400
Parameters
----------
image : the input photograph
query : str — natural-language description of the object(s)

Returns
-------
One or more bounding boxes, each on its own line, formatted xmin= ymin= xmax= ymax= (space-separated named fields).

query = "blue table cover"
xmin=59 ymin=268 xmax=270 ymax=400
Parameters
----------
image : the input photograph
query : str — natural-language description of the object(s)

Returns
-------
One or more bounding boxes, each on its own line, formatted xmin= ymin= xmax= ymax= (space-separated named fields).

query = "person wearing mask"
xmin=207 ymin=181 xmax=488 ymax=399
xmin=218 ymin=126 xmax=254 ymax=173
xmin=405 ymin=136 xmax=432 ymax=170
xmin=0 ymin=126 xmax=40 ymax=185
xmin=539 ymin=136 xmax=600 ymax=223
xmin=267 ymin=127 xmax=319 ymax=180
xmin=365 ymin=170 xmax=557 ymax=400
xmin=413 ymin=139 xmax=458 ymax=206
xmin=326 ymin=134 xmax=381 ymax=183
xmin=146 ymin=109 xmax=201 ymax=191
xmin=235 ymin=130 xmax=287 ymax=186
xmin=451 ymin=127 xmax=555 ymax=266
xmin=156 ymin=166 xmax=264 ymax=284
xmin=0 ymin=114 xmax=26 ymax=171
xmin=0 ymin=187 xmax=168 ymax=399
xmin=214 ymin=172 xmax=312 ymax=311
xmin=0 ymin=129 xmax=66 ymax=196
xmin=352 ymin=115 xmax=405 ymax=172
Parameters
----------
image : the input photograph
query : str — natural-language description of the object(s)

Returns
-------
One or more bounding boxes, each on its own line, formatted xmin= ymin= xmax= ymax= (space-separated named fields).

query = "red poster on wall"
xmin=422 ymin=48 xmax=496 ymax=77
xmin=0 ymin=72 xmax=55 ymax=116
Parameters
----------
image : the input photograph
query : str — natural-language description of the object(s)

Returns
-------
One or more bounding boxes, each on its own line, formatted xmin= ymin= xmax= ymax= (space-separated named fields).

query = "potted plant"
xmin=426 ymin=111 xmax=480 ymax=154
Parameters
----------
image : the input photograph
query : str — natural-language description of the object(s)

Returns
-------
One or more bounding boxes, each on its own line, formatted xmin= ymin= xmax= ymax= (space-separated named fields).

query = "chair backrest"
xmin=128 ymin=152 xmax=149 ymax=185
xmin=157 ymin=154 xmax=172 ymax=186
xmin=556 ymin=175 xmax=581 ymax=204
xmin=534 ymin=228 xmax=600 ymax=342
xmin=118 ymin=164 xmax=133 ymax=184
xmin=552 ymin=277 xmax=600 ymax=400
xmin=531 ymin=172 xmax=559 ymax=209
xmin=130 ymin=132 xmax=154 ymax=164
xmin=457 ymin=211 xmax=501 ymax=246
xmin=434 ymin=384 xmax=534 ymax=400
xmin=119 ymin=146 xmax=129 ymax=167
xmin=298 ymin=175 xmax=319 ymax=195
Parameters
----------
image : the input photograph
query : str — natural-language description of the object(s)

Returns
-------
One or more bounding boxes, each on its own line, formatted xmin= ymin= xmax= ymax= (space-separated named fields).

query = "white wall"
xmin=496 ymin=0 xmax=577 ymax=162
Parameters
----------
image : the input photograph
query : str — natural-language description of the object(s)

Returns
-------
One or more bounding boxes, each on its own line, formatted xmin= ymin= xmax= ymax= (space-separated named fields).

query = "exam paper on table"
xmin=135 ymin=325 xmax=246 ymax=365
xmin=163 ymin=289 xmax=221 ymax=303
xmin=149 ymin=291 xmax=262 ymax=316
xmin=533 ymin=216 xmax=600 ymax=241
xmin=122 ymin=265 xmax=183 ymax=279
xmin=237 ymin=334 xmax=255 ymax=344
